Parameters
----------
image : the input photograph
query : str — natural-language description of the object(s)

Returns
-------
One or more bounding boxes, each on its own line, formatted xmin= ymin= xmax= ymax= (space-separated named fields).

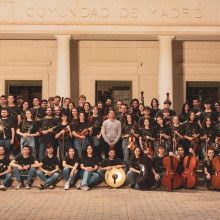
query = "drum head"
xmin=105 ymin=166 xmax=126 ymax=188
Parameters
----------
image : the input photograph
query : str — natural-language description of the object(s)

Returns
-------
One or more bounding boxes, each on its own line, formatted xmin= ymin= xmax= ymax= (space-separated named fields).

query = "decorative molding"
xmin=87 ymin=62 xmax=142 ymax=67
xmin=0 ymin=62 xmax=52 ymax=66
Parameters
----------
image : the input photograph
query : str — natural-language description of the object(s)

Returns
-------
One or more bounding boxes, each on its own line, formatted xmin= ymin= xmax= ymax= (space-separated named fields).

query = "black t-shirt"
xmin=170 ymin=125 xmax=184 ymax=140
xmin=80 ymin=155 xmax=99 ymax=168
xmin=116 ymin=114 xmax=127 ymax=126
xmin=63 ymin=156 xmax=79 ymax=167
xmin=150 ymin=108 xmax=160 ymax=118
xmin=215 ymin=123 xmax=220 ymax=137
xmin=89 ymin=116 xmax=103 ymax=136
xmin=121 ymin=124 xmax=139 ymax=137
xmin=178 ymin=112 xmax=189 ymax=124
xmin=200 ymin=126 xmax=218 ymax=143
xmin=203 ymin=159 xmax=215 ymax=176
xmin=39 ymin=117 xmax=58 ymax=145
xmin=100 ymin=157 xmax=124 ymax=167
xmin=55 ymin=124 xmax=72 ymax=142
xmin=152 ymin=155 xmax=165 ymax=173
xmin=6 ymin=105 xmax=21 ymax=128
xmin=0 ymin=156 xmax=11 ymax=173
xmin=15 ymin=154 xmax=36 ymax=166
xmin=41 ymin=155 xmax=59 ymax=171
xmin=155 ymin=126 xmax=171 ymax=141
xmin=138 ymin=116 xmax=155 ymax=128
xmin=0 ymin=118 xmax=14 ymax=140
xmin=30 ymin=107 xmax=45 ymax=120
xmin=72 ymin=122 xmax=90 ymax=135
xmin=129 ymin=157 xmax=141 ymax=170
xmin=182 ymin=121 xmax=200 ymax=137
xmin=155 ymin=109 xmax=176 ymax=118
xmin=199 ymin=111 xmax=215 ymax=125
xmin=18 ymin=120 xmax=39 ymax=134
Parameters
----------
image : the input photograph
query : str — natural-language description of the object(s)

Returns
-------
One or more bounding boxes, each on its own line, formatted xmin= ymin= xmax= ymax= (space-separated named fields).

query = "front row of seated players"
xmin=0 ymin=144 xmax=219 ymax=190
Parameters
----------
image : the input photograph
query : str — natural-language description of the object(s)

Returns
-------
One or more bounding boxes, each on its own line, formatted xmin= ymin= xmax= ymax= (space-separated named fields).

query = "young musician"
xmin=16 ymin=110 xmax=40 ymax=156
xmin=0 ymin=95 xmax=7 ymax=111
xmin=30 ymin=97 xmax=46 ymax=121
xmin=102 ymin=108 xmax=122 ymax=159
xmin=20 ymin=100 xmax=29 ymax=120
xmin=191 ymin=98 xmax=202 ymax=119
xmin=63 ymin=97 xmax=71 ymax=110
xmin=0 ymin=146 xmax=12 ymax=190
xmin=71 ymin=107 xmax=78 ymax=126
xmin=63 ymin=147 xmax=79 ymax=190
xmin=0 ymin=108 xmax=15 ymax=157
xmin=77 ymin=95 xmax=86 ymax=113
xmin=41 ymin=99 xmax=48 ymax=110
xmin=199 ymin=100 xmax=214 ymax=128
xmin=37 ymin=145 xmax=59 ymax=189
xmin=72 ymin=112 xmax=91 ymax=158
xmin=152 ymin=144 xmax=166 ymax=189
xmin=130 ymin=98 xmax=140 ymax=123
xmin=83 ymin=102 xmax=92 ymax=121
xmin=116 ymin=100 xmax=123 ymax=116
xmin=97 ymin=148 xmax=126 ymax=188
xmin=155 ymin=99 xmax=176 ymax=118
xmin=67 ymin=102 xmax=75 ymax=121
xmin=48 ymin=97 xmax=54 ymax=108
xmin=53 ymin=106 xmax=62 ymax=125
xmin=10 ymin=145 xmax=40 ymax=189
xmin=39 ymin=107 xmax=58 ymax=159
xmin=121 ymin=113 xmax=139 ymax=166
xmin=163 ymin=109 xmax=172 ymax=127
xmin=89 ymin=106 xmax=103 ymax=160
xmin=138 ymin=106 xmax=155 ymax=128
xmin=77 ymin=144 xmax=99 ymax=191
xmin=150 ymin=98 xmax=160 ymax=118
xmin=97 ymin=101 xmax=104 ymax=118
xmin=53 ymin=95 xmax=61 ymax=108
xmin=116 ymin=104 xmax=128 ymax=126
xmin=139 ymin=103 xmax=144 ymax=118
xmin=16 ymin=96 xmax=24 ymax=108
xmin=203 ymin=148 xmax=215 ymax=190
xmin=178 ymin=103 xmax=190 ymax=124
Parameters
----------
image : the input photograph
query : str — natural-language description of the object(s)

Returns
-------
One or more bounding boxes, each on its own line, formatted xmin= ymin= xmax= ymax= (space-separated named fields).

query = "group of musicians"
xmin=0 ymin=94 xmax=219 ymax=191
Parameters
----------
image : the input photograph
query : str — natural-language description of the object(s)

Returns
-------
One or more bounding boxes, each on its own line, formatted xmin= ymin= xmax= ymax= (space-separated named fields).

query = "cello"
xmin=162 ymin=142 xmax=182 ymax=190
xmin=212 ymin=153 xmax=220 ymax=189
xmin=181 ymin=148 xmax=198 ymax=188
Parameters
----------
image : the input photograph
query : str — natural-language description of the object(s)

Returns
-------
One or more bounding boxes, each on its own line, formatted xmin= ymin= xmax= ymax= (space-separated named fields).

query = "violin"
xmin=162 ymin=151 xmax=182 ymax=190
xmin=13 ymin=135 xmax=21 ymax=151
xmin=212 ymin=155 xmax=220 ymax=189
xmin=181 ymin=152 xmax=198 ymax=188
xmin=89 ymin=116 xmax=93 ymax=125
xmin=145 ymin=139 xmax=154 ymax=158
xmin=59 ymin=127 xmax=69 ymax=141
xmin=127 ymin=134 xmax=136 ymax=151
xmin=191 ymin=129 xmax=200 ymax=152
xmin=76 ymin=128 xmax=90 ymax=140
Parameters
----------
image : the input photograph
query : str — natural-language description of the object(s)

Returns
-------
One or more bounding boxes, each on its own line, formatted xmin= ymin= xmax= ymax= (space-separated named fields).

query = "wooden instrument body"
xmin=76 ymin=128 xmax=90 ymax=141
xmin=105 ymin=166 xmax=126 ymax=188
xmin=212 ymin=156 xmax=220 ymax=189
xmin=162 ymin=156 xmax=181 ymax=190
xmin=59 ymin=127 xmax=69 ymax=141
xmin=191 ymin=137 xmax=200 ymax=152
xmin=128 ymin=136 xmax=136 ymax=151
xmin=145 ymin=140 xmax=154 ymax=158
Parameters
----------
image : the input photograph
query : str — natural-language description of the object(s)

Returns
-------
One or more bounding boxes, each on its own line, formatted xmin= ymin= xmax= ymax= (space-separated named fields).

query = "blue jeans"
xmin=74 ymin=138 xmax=89 ymax=158
xmin=155 ymin=171 xmax=165 ymax=184
xmin=97 ymin=167 xmax=127 ymax=181
xmin=63 ymin=167 xmax=78 ymax=183
xmin=36 ymin=170 xmax=59 ymax=185
xmin=122 ymin=139 xmax=130 ymax=166
xmin=0 ymin=139 xmax=11 ymax=157
xmin=13 ymin=167 xmax=36 ymax=183
xmin=21 ymin=136 xmax=35 ymax=156
xmin=92 ymin=136 xmax=101 ymax=159
xmin=0 ymin=173 xmax=12 ymax=186
xmin=80 ymin=170 xmax=99 ymax=187
xmin=39 ymin=143 xmax=48 ymax=160
xmin=127 ymin=171 xmax=139 ymax=186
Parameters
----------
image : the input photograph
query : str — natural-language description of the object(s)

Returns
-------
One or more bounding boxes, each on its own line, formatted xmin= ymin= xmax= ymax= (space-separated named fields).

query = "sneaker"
xmin=15 ymin=182 xmax=22 ymax=190
xmin=26 ymin=183 xmax=31 ymax=189
xmin=38 ymin=184 xmax=45 ymax=190
xmin=64 ymin=182 xmax=70 ymax=190
xmin=76 ymin=183 xmax=82 ymax=190
xmin=49 ymin=185 xmax=55 ymax=189
xmin=83 ymin=185 xmax=90 ymax=191
xmin=0 ymin=184 xmax=6 ymax=191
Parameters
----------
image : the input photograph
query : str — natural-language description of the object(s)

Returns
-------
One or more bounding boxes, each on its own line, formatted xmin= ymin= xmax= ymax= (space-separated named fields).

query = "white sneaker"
xmin=0 ymin=184 xmax=6 ymax=191
xmin=64 ymin=182 xmax=70 ymax=190
xmin=83 ymin=185 xmax=90 ymax=191
xmin=76 ymin=183 xmax=82 ymax=190
xmin=15 ymin=182 xmax=22 ymax=190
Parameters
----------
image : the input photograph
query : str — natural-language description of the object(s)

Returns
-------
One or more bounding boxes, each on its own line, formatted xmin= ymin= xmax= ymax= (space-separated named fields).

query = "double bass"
xmin=162 ymin=143 xmax=181 ymax=190
xmin=212 ymin=154 xmax=220 ymax=189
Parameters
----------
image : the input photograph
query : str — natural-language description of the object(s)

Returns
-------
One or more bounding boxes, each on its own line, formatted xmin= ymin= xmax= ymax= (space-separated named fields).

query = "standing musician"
xmin=138 ymin=106 xmax=155 ymax=128
xmin=97 ymin=101 xmax=104 ymax=118
xmin=130 ymin=98 xmax=141 ymax=123
xmin=48 ymin=97 xmax=54 ymax=108
xmin=41 ymin=99 xmax=48 ymax=110
xmin=70 ymin=107 xmax=78 ymax=126
xmin=139 ymin=118 xmax=155 ymax=156
xmin=103 ymin=98 xmax=112 ymax=116
xmin=39 ymin=107 xmax=58 ymax=159
xmin=10 ymin=145 xmax=40 ymax=189
xmin=0 ymin=95 xmax=7 ymax=112
xmin=155 ymin=99 xmax=176 ymax=118
xmin=77 ymin=95 xmax=86 ymax=113
xmin=200 ymin=116 xmax=218 ymax=159
xmin=83 ymin=102 xmax=92 ymax=121
xmin=72 ymin=112 xmax=92 ymax=158
xmin=16 ymin=110 xmax=40 ymax=156
xmin=155 ymin=116 xmax=171 ymax=154
xmin=203 ymin=147 xmax=215 ymax=190
xmin=0 ymin=145 xmax=12 ymax=190
xmin=20 ymin=100 xmax=29 ymax=120
xmin=121 ymin=113 xmax=139 ymax=166
xmin=182 ymin=111 xmax=200 ymax=156
xmin=150 ymin=98 xmax=160 ymax=118
xmin=16 ymin=96 xmax=24 ymax=108
xmin=53 ymin=106 xmax=62 ymax=125
xmin=55 ymin=112 xmax=72 ymax=165
xmin=63 ymin=97 xmax=71 ymax=111
xmin=0 ymin=108 xmax=15 ymax=157
xmin=97 ymin=148 xmax=126 ymax=188
xmin=152 ymin=144 xmax=166 ymax=189
xmin=66 ymin=102 xmax=75 ymax=121
xmin=163 ymin=109 xmax=172 ymax=127
xmin=178 ymin=103 xmax=190 ymax=125
xmin=116 ymin=104 xmax=128 ymax=126
xmin=102 ymin=108 xmax=122 ymax=159
xmin=53 ymin=95 xmax=61 ymax=109
xmin=139 ymin=103 xmax=144 ymax=118
xmin=89 ymin=106 xmax=103 ymax=161
xmin=116 ymin=100 xmax=123 ymax=116
xmin=191 ymin=98 xmax=202 ymax=119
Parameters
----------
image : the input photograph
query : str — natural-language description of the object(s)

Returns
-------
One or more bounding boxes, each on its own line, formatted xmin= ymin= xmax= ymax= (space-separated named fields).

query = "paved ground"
xmin=0 ymin=186 xmax=220 ymax=220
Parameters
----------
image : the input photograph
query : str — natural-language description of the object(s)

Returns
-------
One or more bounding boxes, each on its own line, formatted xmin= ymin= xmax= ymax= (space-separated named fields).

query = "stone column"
xmin=55 ymin=35 xmax=71 ymax=97
xmin=158 ymin=36 xmax=175 ymax=107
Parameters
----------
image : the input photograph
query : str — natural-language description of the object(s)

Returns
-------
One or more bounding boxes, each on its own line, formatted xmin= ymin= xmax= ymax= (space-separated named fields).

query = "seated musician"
xmin=203 ymin=147 xmax=215 ymax=190
xmin=37 ymin=144 xmax=59 ymax=189
xmin=0 ymin=145 xmax=12 ymax=190
xmin=63 ymin=147 xmax=79 ymax=190
xmin=152 ymin=144 xmax=166 ymax=189
xmin=10 ymin=145 xmax=40 ymax=190
xmin=97 ymin=148 xmax=126 ymax=188
xmin=77 ymin=144 xmax=99 ymax=191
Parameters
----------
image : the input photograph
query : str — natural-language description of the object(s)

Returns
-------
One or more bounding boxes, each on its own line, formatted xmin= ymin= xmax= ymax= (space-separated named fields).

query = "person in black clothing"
xmin=77 ymin=144 xmax=99 ymax=191
xmin=66 ymin=102 xmax=75 ymax=122
xmin=37 ymin=144 xmax=59 ymax=189
xmin=138 ymin=106 xmax=155 ymax=129
xmin=0 ymin=95 xmax=7 ymax=112
xmin=0 ymin=145 xmax=12 ymax=190
xmin=130 ymin=98 xmax=141 ymax=123
xmin=150 ymin=98 xmax=160 ymax=118
xmin=178 ymin=102 xmax=190 ymax=124
xmin=30 ymin=97 xmax=46 ymax=121
xmin=20 ymin=100 xmax=29 ymax=121
xmin=16 ymin=96 xmax=24 ymax=109
xmin=53 ymin=106 xmax=62 ymax=124
xmin=191 ymin=98 xmax=202 ymax=120
xmin=41 ymin=99 xmax=48 ymax=110
xmin=0 ymin=108 xmax=15 ymax=157
xmin=77 ymin=95 xmax=86 ymax=113
xmin=152 ymin=144 xmax=166 ymax=189
xmin=203 ymin=148 xmax=215 ymax=190
xmin=10 ymin=145 xmax=40 ymax=189
xmin=97 ymin=148 xmax=126 ymax=188
xmin=155 ymin=99 xmax=176 ymax=118
xmin=16 ymin=110 xmax=40 ymax=156
xmin=97 ymin=101 xmax=104 ymax=119
xmin=139 ymin=103 xmax=144 ymax=118
xmin=39 ymin=107 xmax=58 ymax=159
xmin=63 ymin=147 xmax=79 ymax=190
xmin=83 ymin=102 xmax=92 ymax=121
xmin=116 ymin=104 xmax=128 ymax=126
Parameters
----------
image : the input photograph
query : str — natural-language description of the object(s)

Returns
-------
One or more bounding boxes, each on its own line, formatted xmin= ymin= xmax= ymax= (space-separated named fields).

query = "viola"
xmin=59 ymin=127 xmax=69 ymax=141
xmin=191 ymin=137 xmax=200 ymax=152
xmin=127 ymin=135 xmax=136 ymax=151
xmin=162 ymin=154 xmax=181 ymax=190
xmin=76 ymin=128 xmax=90 ymax=140
xmin=212 ymin=155 xmax=220 ymax=189
xmin=181 ymin=153 xmax=198 ymax=188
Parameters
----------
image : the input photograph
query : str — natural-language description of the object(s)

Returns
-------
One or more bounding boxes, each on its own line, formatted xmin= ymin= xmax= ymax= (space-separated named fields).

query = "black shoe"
xmin=38 ymin=184 xmax=45 ymax=190
xmin=155 ymin=183 xmax=160 ymax=189
xmin=129 ymin=184 xmax=135 ymax=189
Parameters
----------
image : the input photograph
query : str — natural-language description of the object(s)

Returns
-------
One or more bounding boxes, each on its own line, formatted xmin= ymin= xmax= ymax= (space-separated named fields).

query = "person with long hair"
xmin=83 ymin=102 xmax=92 ymax=121
xmin=77 ymin=144 xmax=99 ymax=190
xmin=203 ymin=147 xmax=215 ymax=190
xmin=66 ymin=102 xmax=75 ymax=121
xmin=139 ymin=103 xmax=145 ymax=118
xmin=130 ymin=98 xmax=141 ymax=123
xmin=62 ymin=147 xmax=79 ymax=190
xmin=16 ymin=110 xmax=40 ymax=156
xmin=20 ymin=100 xmax=29 ymax=120
xmin=150 ymin=98 xmax=160 ymax=118
xmin=178 ymin=102 xmax=190 ymax=124
xmin=70 ymin=107 xmax=78 ymax=125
